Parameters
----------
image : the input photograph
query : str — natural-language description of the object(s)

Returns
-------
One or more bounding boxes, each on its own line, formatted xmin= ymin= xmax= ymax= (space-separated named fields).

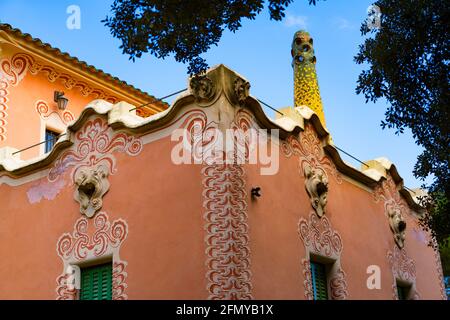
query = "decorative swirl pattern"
xmin=431 ymin=237 xmax=447 ymax=300
xmin=298 ymin=213 xmax=343 ymax=258
xmin=56 ymin=273 xmax=78 ymax=300
xmin=0 ymin=53 xmax=119 ymax=142
xmin=387 ymin=245 xmax=420 ymax=300
xmin=298 ymin=212 xmax=348 ymax=299
xmin=113 ymin=261 xmax=128 ymax=300
xmin=329 ymin=270 xmax=348 ymax=300
xmin=175 ymin=108 xmax=256 ymax=166
xmin=203 ymin=163 xmax=252 ymax=300
xmin=0 ymin=53 xmax=32 ymax=141
xmin=200 ymin=108 xmax=258 ymax=300
xmin=0 ymin=53 xmax=31 ymax=85
xmin=180 ymin=110 xmax=219 ymax=164
xmin=48 ymin=117 xmax=143 ymax=182
xmin=373 ymin=175 xmax=407 ymax=208
xmin=282 ymin=123 xmax=342 ymax=184
xmin=374 ymin=175 xmax=411 ymax=248
xmin=302 ymin=259 xmax=314 ymax=300
xmin=230 ymin=109 xmax=257 ymax=164
xmin=0 ymin=79 xmax=9 ymax=141
xmin=35 ymin=100 xmax=74 ymax=125
xmin=57 ymin=212 xmax=126 ymax=260
xmin=56 ymin=212 xmax=128 ymax=300
xmin=281 ymin=123 xmax=342 ymax=195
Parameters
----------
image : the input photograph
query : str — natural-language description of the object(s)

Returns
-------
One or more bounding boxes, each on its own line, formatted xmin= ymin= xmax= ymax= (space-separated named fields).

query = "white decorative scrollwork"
xmin=298 ymin=212 xmax=348 ymax=300
xmin=56 ymin=212 xmax=128 ymax=300
xmin=387 ymin=245 xmax=420 ymax=300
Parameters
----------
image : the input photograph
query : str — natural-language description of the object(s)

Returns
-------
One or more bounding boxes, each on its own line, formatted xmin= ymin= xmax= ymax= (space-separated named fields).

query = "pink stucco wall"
xmin=0 ymin=100 xmax=445 ymax=299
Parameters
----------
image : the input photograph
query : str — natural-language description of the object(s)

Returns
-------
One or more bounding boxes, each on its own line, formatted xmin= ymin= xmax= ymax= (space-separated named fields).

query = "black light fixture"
xmin=251 ymin=187 xmax=261 ymax=198
xmin=54 ymin=91 xmax=69 ymax=110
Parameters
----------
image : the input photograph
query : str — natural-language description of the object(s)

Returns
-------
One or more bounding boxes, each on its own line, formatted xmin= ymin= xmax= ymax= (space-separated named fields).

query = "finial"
xmin=291 ymin=30 xmax=316 ymax=66
xmin=291 ymin=30 xmax=325 ymax=126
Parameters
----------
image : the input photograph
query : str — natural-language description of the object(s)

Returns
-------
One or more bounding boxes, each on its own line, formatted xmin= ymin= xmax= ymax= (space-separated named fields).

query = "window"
xmin=80 ymin=262 xmax=112 ymax=300
xmin=396 ymin=281 xmax=411 ymax=300
xmin=45 ymin=129 xmax=59 ymax=153
xmin=310 ymin=261 xmax=328 ymax=300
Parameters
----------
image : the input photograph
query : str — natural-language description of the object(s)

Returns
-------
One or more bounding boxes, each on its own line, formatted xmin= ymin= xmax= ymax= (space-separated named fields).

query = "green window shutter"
xmin=310 ymin=261 xmax=328 ymax=300
xmin=80 ymin=263 xmax=113 ymax=300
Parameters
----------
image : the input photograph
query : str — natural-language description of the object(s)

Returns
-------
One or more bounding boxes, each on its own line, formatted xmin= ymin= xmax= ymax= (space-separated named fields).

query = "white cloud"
xmin=334 ymin=17 xmax=355 ymax=30
xmin=284 ymin=13 xmax=308 ymax=29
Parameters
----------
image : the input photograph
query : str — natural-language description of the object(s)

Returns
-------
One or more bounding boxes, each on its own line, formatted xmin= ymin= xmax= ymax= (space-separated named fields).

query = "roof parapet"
xmin=360 ymin=158 xmax=390 ymax=181
xmin=0 ymin=146 xmax=22 ymax=167
xmin=0 ymin=64 xmax=423 ymax=213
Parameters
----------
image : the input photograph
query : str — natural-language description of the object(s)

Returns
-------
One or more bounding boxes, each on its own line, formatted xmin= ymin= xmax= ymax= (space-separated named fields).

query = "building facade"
xmin=0 ymin=25 xmax=446 ymax=300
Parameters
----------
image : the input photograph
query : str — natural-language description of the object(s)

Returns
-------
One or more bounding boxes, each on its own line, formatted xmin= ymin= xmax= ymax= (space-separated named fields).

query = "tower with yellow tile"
xmin=291 ymin=30 xmax=326 ymax=126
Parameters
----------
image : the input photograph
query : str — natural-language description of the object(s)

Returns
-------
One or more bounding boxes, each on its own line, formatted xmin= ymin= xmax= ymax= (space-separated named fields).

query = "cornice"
xmin=0 ymin=64 xmax=423 ymax=213
xmin=0 ymin=23 xmax=167 ymax=114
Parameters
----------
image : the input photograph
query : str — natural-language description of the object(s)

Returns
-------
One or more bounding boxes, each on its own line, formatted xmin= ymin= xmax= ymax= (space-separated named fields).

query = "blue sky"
xmin=0 ymin=0 xmax=429 ymax=188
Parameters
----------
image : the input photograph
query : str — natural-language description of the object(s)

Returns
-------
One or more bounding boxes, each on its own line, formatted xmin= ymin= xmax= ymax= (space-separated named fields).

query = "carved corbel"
xmin=74 ymin=164 xmax=110 ymax=218
xmin=304 ymin=164 xmax=329 ymax=217
xmin=387 ymin=207 xmax=407 ymax=248
xmin=233 ymin=77 xmax=250 ymax=105
xmin=190 ymin=75 xmax=216 ymax=106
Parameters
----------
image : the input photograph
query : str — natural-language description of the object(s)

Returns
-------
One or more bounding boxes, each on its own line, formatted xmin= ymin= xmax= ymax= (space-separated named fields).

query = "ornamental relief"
xmin=74 ymin=164 xmax=110 ymax=218
xmin=431 ymin=237 xmax=447 ymax=300
xmin=56 ymin=211 xmax=128 ymax=300
xmin=202 ymin=163 xmax=252 ymax=300
xmin=36 ymin=100 xmax=74 ymax=125
xmin=387 ymin=245 xmax=420 ymax=300
xmin=374 ymin=175 xmax=410 ymax=248
xmin=304 ymin=163 xmax=329 ymax=218
xmin=233 ymin=77 xmax=250 ymax=105
xmin=48 ymin=117 xmax=143 ymax=182
xmin=5 ymin=53 xmax=120 ymax=101
xmin=298 ymin=212 xmax=348 ymax=300
xmin=190 ymin=75 xmax=215 ymax=106
xmin=189 ymin=66 xmax=252 ymax=108
xmin=178 ymin=107 xmax=257 ymax=166
xmin=0 ymin=52 xmax=119 ymax=142
xmin=46 ymin=116 xmax=142 ymax=216
xmin=0 ymin=53 xmax=29 ymax=141
xmin=196 ymin=108 xmax=255 ymax=300
xmin=282 ymin=123 xmax=341 ymax=217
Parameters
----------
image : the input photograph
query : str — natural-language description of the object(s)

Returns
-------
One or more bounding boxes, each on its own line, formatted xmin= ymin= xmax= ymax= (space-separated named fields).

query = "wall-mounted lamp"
xmin=251 ymin=187 xmax=261 ymax=198
xmin=54 ymin=91 xmax=69 ymax=110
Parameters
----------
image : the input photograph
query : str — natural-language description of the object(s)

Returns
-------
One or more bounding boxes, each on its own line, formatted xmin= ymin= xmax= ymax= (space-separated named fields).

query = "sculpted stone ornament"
xmin=304 ymin=164 xmax=329 ymax=217
xmin=234 ymin=77 xmax=250 ymax=105
xmin=388 ymin=207 xmax=407 ymax=248
xmin=187 ymin=65 xmax=253 ymax=108
xmin=190 ymin=75 xmax=215 ymax=105
xmin=74 ymin=165 xmax=110 ymax=218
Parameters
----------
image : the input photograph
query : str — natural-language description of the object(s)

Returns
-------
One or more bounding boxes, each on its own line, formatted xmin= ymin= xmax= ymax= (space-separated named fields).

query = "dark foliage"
xmin=103 ymin=0 xmax=319 ymax=74
xmin=355 ymin=0 xmax=449 ymax=253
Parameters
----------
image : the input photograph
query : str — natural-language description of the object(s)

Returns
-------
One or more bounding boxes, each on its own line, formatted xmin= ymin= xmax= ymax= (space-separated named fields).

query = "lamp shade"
xmin=54 ymin=91 xmax=69 ymax=110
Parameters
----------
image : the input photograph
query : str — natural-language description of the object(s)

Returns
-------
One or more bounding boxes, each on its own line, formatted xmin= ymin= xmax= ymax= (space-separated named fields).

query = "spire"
xmin=291 ymin=30 xmax=325 ymax=126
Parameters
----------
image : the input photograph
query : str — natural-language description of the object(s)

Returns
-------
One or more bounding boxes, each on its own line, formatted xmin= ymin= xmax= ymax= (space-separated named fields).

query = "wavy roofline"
xmin=0 ymin=64 xmax=424 ymax=213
